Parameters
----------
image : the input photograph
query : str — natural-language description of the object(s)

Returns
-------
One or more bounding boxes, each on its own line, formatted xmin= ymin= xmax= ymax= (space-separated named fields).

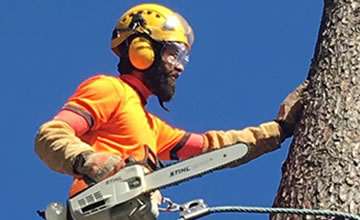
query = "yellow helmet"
xmin=111 ymin=3 xmax=194 ymax=58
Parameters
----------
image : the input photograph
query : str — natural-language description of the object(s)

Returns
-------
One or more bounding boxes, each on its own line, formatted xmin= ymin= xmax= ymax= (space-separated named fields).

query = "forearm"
xmin=34 ymin=120 xmax=95 ymax=175
xmin=202 ymin=121 xmax=283 ymax=162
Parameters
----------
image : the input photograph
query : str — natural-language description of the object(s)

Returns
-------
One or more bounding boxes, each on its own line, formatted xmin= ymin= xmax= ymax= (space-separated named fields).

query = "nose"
xmin=174 ymin=62 xmax=184 ymax=72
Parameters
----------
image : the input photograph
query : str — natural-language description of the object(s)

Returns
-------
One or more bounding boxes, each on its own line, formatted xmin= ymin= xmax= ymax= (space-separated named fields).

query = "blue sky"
xmin=1 ymin=1 xmax=323 ymax=219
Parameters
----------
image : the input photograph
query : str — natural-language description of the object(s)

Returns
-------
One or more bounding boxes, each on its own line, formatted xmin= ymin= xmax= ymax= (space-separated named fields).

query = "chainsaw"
xmin=39 ymin=143 xmax=249 ymax=220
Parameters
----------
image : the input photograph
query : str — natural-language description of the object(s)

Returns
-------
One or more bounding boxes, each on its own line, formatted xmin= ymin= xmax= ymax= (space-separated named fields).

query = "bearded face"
xmin=144 ymin=42 xmax=188 ymax=103
xmin=144 ymin=60 xmax=181 ymax=103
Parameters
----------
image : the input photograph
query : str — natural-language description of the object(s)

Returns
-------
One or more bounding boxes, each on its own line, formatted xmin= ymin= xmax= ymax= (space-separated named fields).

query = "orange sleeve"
xmin=64 ymin=75 xmax=123 ymax=130
xmin=54 ymin=109 xmax=90 ymax=136
xmin=151 ymin=114 xmax=187 ymax=161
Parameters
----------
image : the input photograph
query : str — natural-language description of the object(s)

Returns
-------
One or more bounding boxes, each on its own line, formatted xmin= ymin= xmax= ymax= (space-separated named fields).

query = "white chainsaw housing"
xmin=68 ymin=165 xmax=155 ymax=220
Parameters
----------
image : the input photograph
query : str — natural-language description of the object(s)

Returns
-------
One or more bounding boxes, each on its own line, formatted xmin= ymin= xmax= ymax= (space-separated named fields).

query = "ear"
xmin=129 ymin=37 xmax=155 ymax=70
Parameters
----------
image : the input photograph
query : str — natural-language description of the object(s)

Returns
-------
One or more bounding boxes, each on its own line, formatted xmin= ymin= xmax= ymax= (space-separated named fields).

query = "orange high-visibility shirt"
xmin=64 ymin=74 xmax=188 ymax=196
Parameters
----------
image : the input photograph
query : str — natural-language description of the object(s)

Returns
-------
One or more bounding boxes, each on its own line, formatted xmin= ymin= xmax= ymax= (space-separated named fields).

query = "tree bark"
xmin=272 ymin=0 xmax=360 ymax=219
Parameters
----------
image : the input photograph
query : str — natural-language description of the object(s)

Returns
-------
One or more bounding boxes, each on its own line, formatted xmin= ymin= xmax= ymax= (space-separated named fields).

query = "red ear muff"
xmin=128 ymin=37 xmax=155 ymax=70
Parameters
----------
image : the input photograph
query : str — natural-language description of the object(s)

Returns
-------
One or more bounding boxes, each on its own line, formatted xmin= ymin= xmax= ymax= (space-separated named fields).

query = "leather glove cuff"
xmin=275 ymin=119 xmax=292 ymax=142
xmin=73 ymin=151 xmax=93 ymax=175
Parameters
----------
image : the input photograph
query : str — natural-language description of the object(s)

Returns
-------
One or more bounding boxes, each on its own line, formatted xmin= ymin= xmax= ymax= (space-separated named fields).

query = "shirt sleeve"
xmin=151 ymin=114 xmax=188 ymax=160
xmin=64 ymin=75 xmax=123 ymax=130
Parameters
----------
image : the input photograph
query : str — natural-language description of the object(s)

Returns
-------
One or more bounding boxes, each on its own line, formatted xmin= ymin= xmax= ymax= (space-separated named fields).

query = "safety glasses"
xmin=161 ymin=42 xmax=190 ymax=71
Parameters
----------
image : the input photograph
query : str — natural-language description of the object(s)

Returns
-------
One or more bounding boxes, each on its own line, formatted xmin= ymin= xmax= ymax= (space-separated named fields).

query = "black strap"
xmin=66 ymin=200 xmax=74 ymax=220
xmin=36 ymin=210 xmax=45 ymax=219
xmin=126 ymin=145 xmax=164 ymax=171
xmin=170 ymin=133 xmax=191 ymax=160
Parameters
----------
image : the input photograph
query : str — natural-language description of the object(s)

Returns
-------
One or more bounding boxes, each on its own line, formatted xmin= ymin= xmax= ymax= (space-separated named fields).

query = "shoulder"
xmin=76 ymin=74 xmax=126 ymax=96
xmin=80 ymin=74 xmax=124 ymax=87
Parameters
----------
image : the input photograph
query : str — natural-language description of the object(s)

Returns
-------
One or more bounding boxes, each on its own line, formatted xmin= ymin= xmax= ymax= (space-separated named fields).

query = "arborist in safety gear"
xmin=35 ymin=3 xmax=308 ymax=219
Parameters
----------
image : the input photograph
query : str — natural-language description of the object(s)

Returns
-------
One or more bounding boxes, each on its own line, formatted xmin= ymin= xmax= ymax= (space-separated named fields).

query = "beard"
xmin=144 ymin=62 xmax=177 ymax=103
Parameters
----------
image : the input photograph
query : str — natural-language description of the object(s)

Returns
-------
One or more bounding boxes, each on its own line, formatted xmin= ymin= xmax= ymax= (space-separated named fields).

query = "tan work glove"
xmin=276 ymin=80 xmax=309 ymax=141
xmin=35 ymin=120 xmax=96 ymax=175
xmin=73 ymin=152 xmax=126 ymax=183
xmin=150 ymin=190 xmax=162 ymax=218
xmin=203 ymin=121 xmax=282 ymax=165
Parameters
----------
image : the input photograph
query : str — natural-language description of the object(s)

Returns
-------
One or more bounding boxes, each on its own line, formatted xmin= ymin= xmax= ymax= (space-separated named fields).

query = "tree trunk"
xmin=272 ymin=0 xmax=360 ymax=219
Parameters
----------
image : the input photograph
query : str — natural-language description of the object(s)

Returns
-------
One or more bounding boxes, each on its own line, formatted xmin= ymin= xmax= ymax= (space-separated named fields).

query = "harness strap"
xmin=125 ymin=145 xmax=164 ymax=171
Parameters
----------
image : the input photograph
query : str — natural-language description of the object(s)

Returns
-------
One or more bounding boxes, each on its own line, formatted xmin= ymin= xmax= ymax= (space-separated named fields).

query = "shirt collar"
xmin=120 ymin=74 xmax=152 ymax=105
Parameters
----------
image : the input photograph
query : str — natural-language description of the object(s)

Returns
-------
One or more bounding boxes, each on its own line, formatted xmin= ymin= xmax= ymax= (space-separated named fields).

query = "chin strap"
xmin=158 ymin=97 xmax=170 ymax=112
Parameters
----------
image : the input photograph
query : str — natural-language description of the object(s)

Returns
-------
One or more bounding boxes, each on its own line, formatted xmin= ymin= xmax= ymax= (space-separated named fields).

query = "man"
xmin=35 ymin=3 xmax=308 ymax=219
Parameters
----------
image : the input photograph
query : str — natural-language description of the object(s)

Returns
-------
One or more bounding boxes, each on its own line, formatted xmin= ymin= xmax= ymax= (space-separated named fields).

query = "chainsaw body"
xmin=68 ymin=165 xmax=156 ymax=220
xmin=41 ymin=143 xmax=249 ymax=220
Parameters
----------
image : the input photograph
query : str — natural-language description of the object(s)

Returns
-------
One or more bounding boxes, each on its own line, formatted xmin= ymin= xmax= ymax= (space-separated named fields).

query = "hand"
xmin=150 ymin=190 xmax=161 ymax=218
xmin=276 ymin=80 xmax=309 ymax=140
xmin=73 ymin=152 xmax=125 ymax=183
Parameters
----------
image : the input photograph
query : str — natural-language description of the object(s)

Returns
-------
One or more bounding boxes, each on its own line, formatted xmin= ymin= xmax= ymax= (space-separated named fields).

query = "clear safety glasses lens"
xmin=161 ymin=42 xmax=190 ymax=70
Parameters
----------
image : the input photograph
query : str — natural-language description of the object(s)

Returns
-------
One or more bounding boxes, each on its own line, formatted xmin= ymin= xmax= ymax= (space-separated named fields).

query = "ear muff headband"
xmin=129 ymin=37 xmax=155 ymax=70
